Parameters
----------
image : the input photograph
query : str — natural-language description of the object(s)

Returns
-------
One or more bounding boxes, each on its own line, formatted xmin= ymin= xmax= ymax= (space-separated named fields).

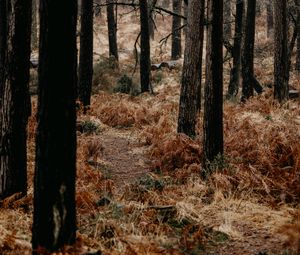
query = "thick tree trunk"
xmin=241 ymin=0 xmax=256 ymax=101
xmin=32 ymin=0 xmax=38 ymax=49
xmin=203 ymin=0 xmax=223 ymax=172
xmin=140 ymin=0 xmax=151 ymax=93
xmin=0 ymin=0 xmax=32 ymax=200
xmin=273 ymin=0 xmax=289 ymax=102
xmin=107 ymin=0 xmax=118 ymax=61
xmin=32 ymin=0 xmax=77 ymax=252
xmin=177 ymin=0 xmax=205 ymax=137
xmin=296 ymin=0 xmax=300 ymax=72
xmin=171 ymin=0 xmax=182 ymax=60
xmin=266 ymin=0 xmax=274 ymax=38
xmin=227 ymin=0 xmax=244 ymax=97
xmin=78 ymin=0 xmax=94 ymax=108
xmin=223 ymin=0 xmax=231 ymax=41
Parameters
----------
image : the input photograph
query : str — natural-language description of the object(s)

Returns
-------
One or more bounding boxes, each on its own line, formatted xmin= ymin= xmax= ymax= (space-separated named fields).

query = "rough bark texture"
xmin=107 ymin=0 xmax=118 ymax=61
xmin=177 ymin=0 xmax=205 ymax=137
xmin=31 ymin=0 xmax=38 ymax=49
xmin=32 ymin=0 xmax=77 ymax=252
xmin=0 ymin=0 xmax=32 ymax=200
xmin=140 ymin=0 xmax=151 ymax=92
xmin=296 ymin=0 xmax=300 ymax=72
xmin=78 ymin=0 xmax=94 ymax=108
xmin=227 ymin=0 xmax=244 ymax=97
xmin=223 ymin=0 xmax=232 ymax=41
xmin=171 ymin=0 xmax=182 ymax=60
xmin=241 ymin=0 xmax=256 ymax=101
xmin=148 ymin=0 xmax=155 ymax=40
xmin=203 ymin=0 xmax=223 ymax=171
xmin=273 ymin=0 xmax=289 ymax=102
xmin=266 ymin=0 xmax=273 ymax=38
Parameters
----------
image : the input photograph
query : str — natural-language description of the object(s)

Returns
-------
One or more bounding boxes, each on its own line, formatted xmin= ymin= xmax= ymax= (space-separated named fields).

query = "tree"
xmin=32 ymin=0 xmax=77 ymax=252
xmin=107 ymin=0 xmax=119 ymax=61
xmin=273 ymin=0 xmax=289 ymax=102
xmin=203 ymin=0 xmax=223 ymax=173
xmin=177 ymin=0 xmax=205 ymax=137
xmin=296 ymin=0 xmax=300 ymax=72
xmin=140 ymin=0 xmax=151 ymax=92
xmin=171 ymin=0 xmax=182 ymax=60
xmin=227 ymin=0 xmax=244 ymax=97
xmin=266 ymin=0 xmax=274 ymax=38
xmin=0 ymin=0 xmax=32 ymax=199
xmin=78 ymin=0 xmax=94 ymax=109
xmin=241 ymin=0 xmax=256 ymax=101
xmin=32 ymin=0 xmax=38 ymax=49
xmin=223 ymin=0 xmax=232 ymax=41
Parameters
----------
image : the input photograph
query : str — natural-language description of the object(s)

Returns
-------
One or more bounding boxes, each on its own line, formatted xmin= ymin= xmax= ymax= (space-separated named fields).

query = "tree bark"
xmin=241 ymin=0 xmax=256 ymax=101
xmin=203 ymin=0 xmax=223 ymax=172
xmin=296 ymin=0 xmax=300 ymax=72
xmin=273 ymin=0 xmax=289 ymax=102
xmin=171 ymin=0 xmax=182 ymax=60
xmin=227 ymin=0 xmax=244 ymax=97
xmin=107 ymin=0 xmax=119 ymax=61
xmin=78 ymin=0 xmax=94 ymax=108
xmin=177 ymin=0 xmax=205 ymax=137
xmin=266 ymin=0 xmax=274 ymax=38
xmin=223 ymin=0 xmax=231 ymax=41
xmin=0 ymin=0 xmax=32 ymax=200
xmin=32 ymin=0 xmax=77 ymax=252
xmin=31 ymin=0 xmax=38 ymax=49
xmin=140 ymin=0 xmax=151 ymax=93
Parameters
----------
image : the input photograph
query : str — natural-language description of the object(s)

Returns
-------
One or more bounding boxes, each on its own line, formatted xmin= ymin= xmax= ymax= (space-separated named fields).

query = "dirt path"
xmin=95 ymin=128 xmax=151 ymax=188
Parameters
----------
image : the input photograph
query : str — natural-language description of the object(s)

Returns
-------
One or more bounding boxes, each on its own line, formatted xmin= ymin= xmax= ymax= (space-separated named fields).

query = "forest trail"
xmin=88 ymin=127 xmax=151 ymax=188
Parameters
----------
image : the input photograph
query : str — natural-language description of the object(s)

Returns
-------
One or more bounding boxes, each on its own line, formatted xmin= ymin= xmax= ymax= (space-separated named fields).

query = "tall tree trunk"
xmin=203 ymin=0 xmax=223 ymax=173
xmin=0 ymin=0 xmax=32 ymax=200
xmin=223 ymin=0 xmax=232 ymax=42
xmin=177 ymin=0 xmax=205 ymax=137
xmin=140 ymin=0 xmax=151 ymax=93
xmin=78 ymin=0 xmax=94 ymax=108
xmin=171 ymin=0 xmax=182 ymax=60
xmin=227 ymin=0 xmax=244 ymax=97
xmin=148 ymin=0 xmax=155 ymax=40
xmin=273 ymin=0 xmax=289 ymax=102
xmin=296 ymin=0 xmax=300 ymax=72
xmin=107 ymin=0 xmax=118 ymax=61
xmin=32 ymin=0 xmax=77 ymax=252
xmin=32 ymin=0 xmax=38 ymax=49
xmin=266 ymin=0 xmax=274 ymax=38
xmin=241 ymin=0 xmax=256 ymax=101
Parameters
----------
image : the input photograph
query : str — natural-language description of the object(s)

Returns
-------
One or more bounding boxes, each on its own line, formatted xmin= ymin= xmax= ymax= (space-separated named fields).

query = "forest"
xmin=0 ymin=0 xmax=300 ymax=254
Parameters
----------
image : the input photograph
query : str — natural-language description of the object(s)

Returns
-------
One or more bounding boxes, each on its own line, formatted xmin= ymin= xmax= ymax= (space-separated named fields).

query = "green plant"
xmin=113 ymin=74 xmax=133 ymax=94
xmin=81 ymin=120 xmax=100 ymax=134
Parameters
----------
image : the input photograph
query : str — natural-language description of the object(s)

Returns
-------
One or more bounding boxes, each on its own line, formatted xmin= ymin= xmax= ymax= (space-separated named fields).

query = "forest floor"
xmin=1 ymin=8 xmax=300 ymax=255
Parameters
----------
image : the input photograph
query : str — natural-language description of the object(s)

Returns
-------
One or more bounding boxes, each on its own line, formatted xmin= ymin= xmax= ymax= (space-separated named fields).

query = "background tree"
xmin=32 ymin=0 xmax=77 ymax=252
xmin=78 ymin=0 xmax=94 ymax=109
xmin=0 ymin=0 xmax=32 ymax=199
xmin=177 ymin=0 xmax=205 ymax=137
xmin=296 ymin=0 xmax=300 ymax=72
xmin=241 ymin=0 xmax=256 ymax=101
xmin=171 ymin=0 xmax=182 ymax=60
xmin=223 ymin=0 xmax=232 ymax=42
xmin=203 ymin=0 xmax=223 ymax=173
xmin=266 ymin=0 xmax=274 ymax=38
xmin=32 ymin=0 xmax=38 ymax=49
xmin=140 ymin=0 xmax=151 ymax=92
xmin=107 ymin=0 xmax=119 ymax=61
xmin=227 ymin=0 xmax=244 ymax=97
xmin=273 ymin=0 xmax=289 ymax=102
